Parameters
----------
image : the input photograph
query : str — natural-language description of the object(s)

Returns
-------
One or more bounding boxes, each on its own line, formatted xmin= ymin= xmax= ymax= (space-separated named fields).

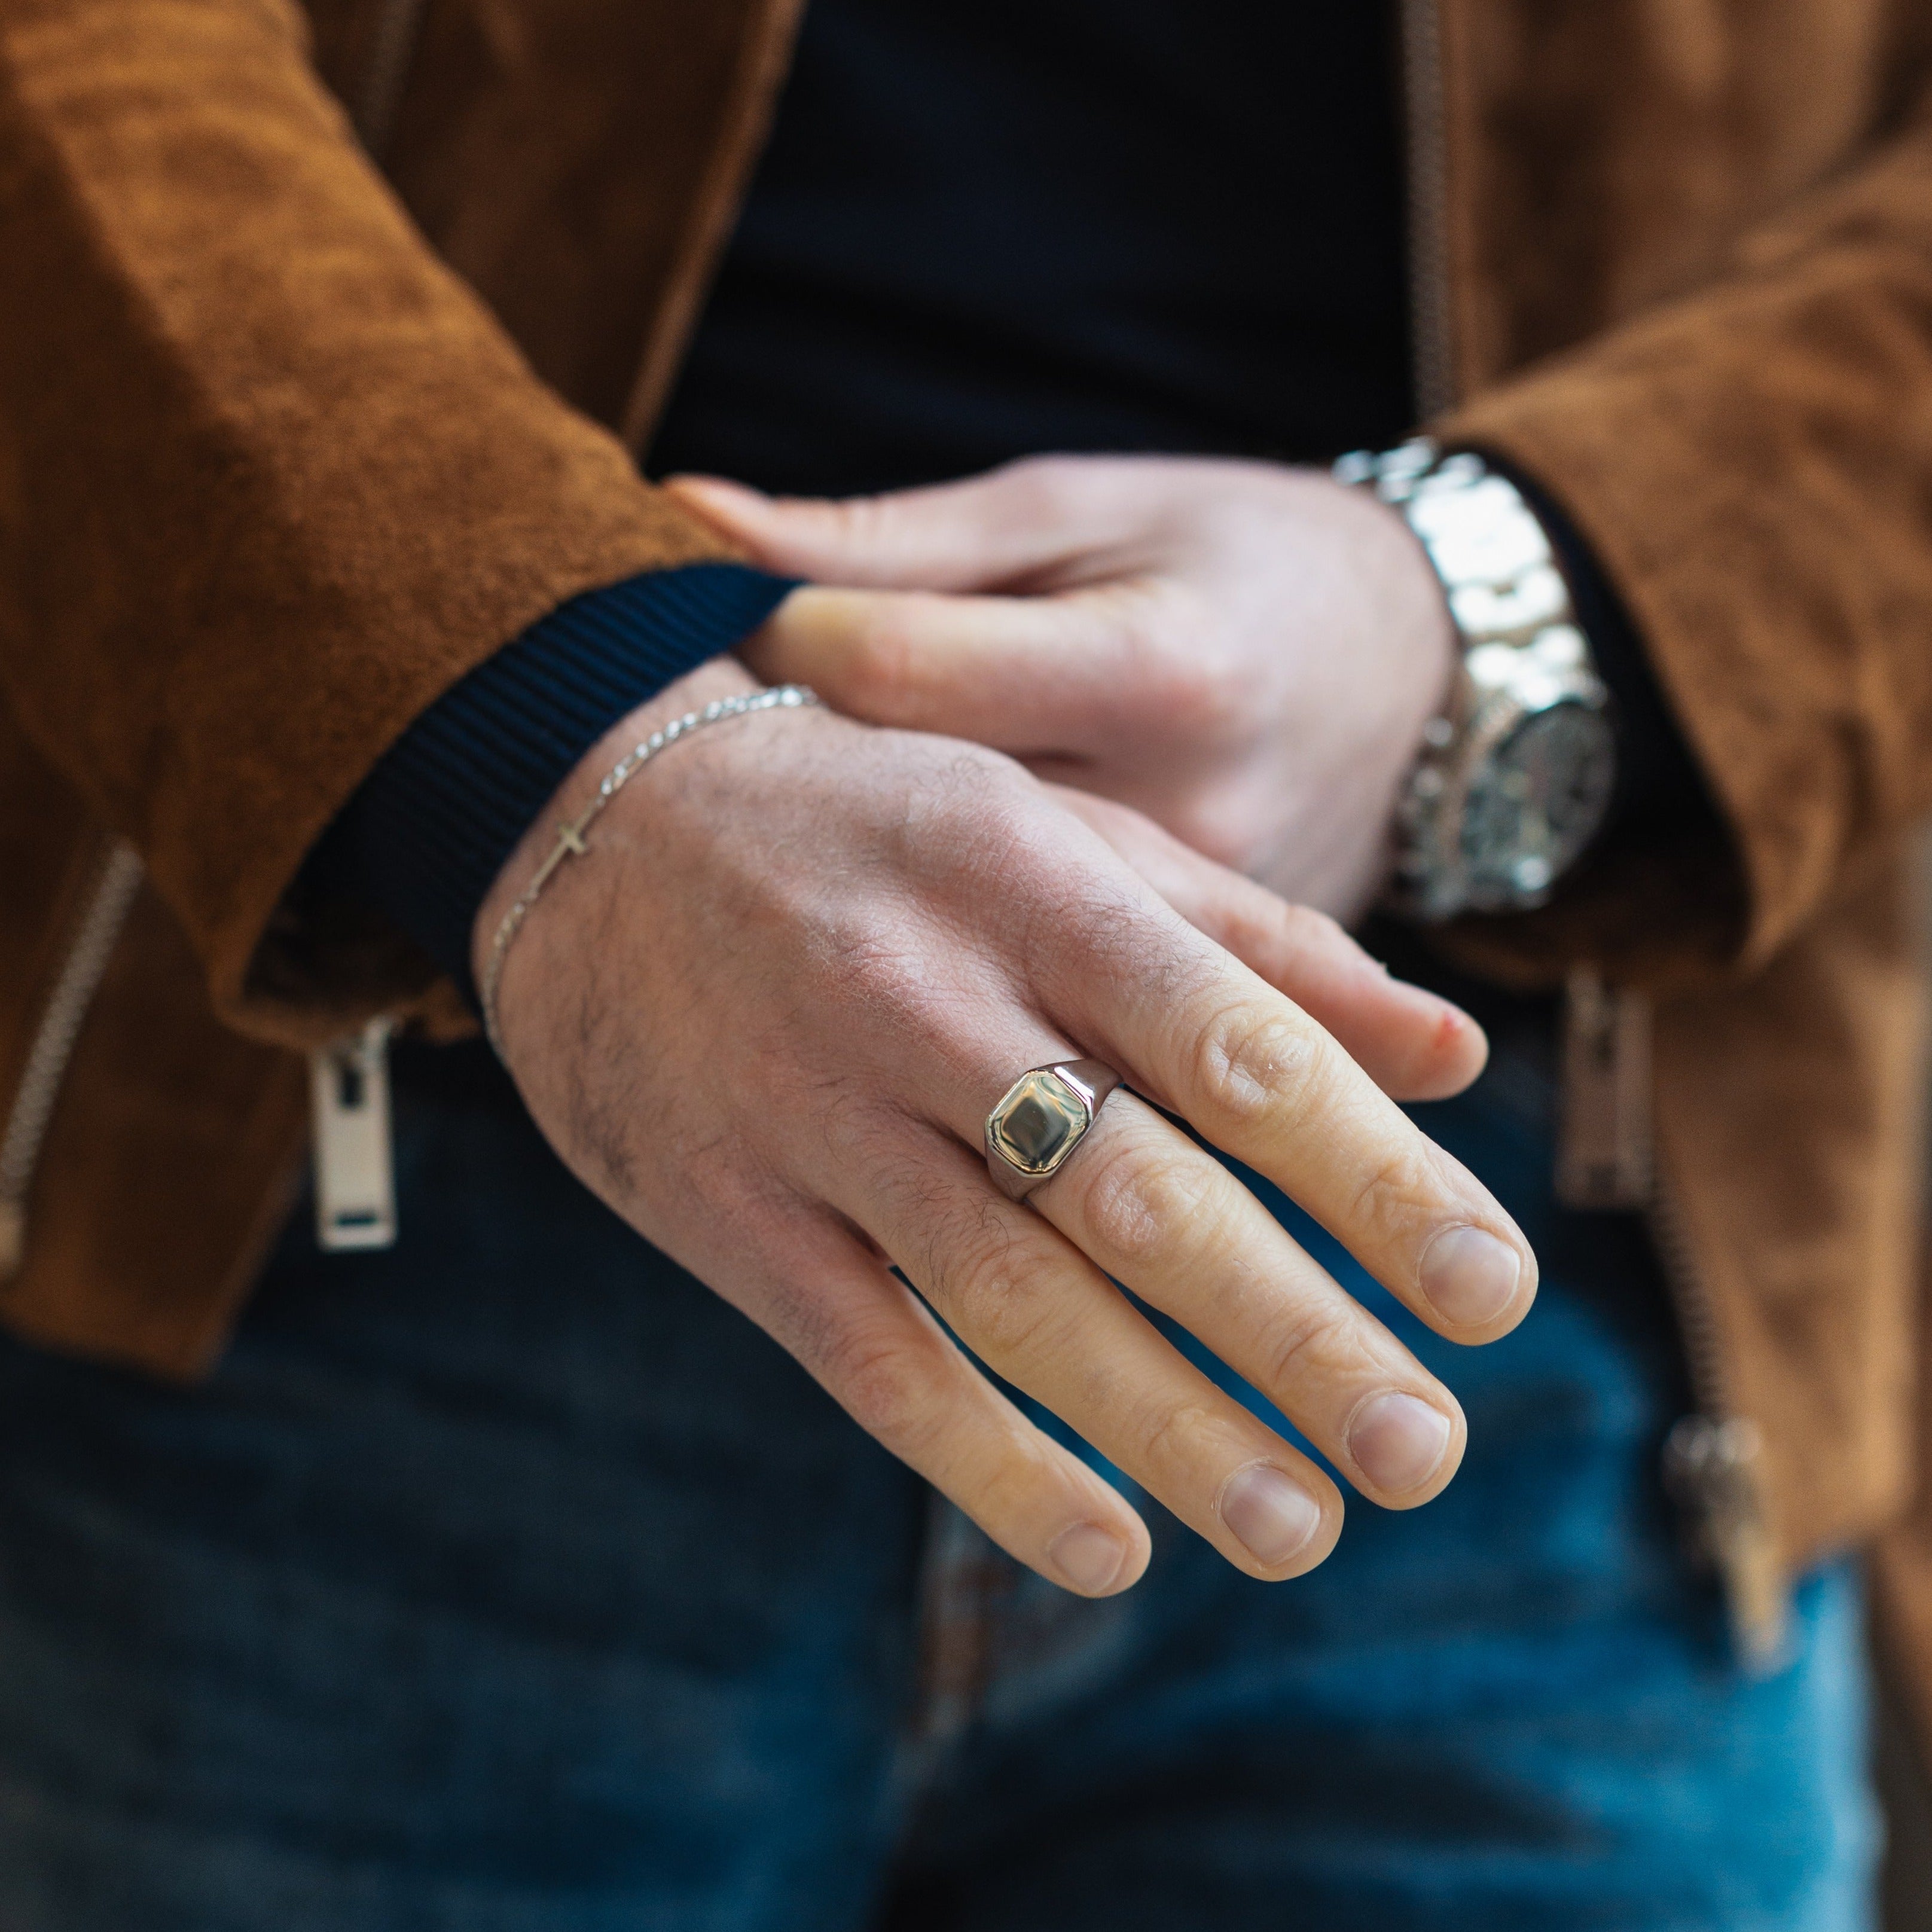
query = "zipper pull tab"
xmin=1556 ymin=965 xmax=1653 ymax=1210
xmin=309 ymin=1018 xmax=397 ymax=1252
xmin=1664 ymin=1415 xmax=1790 ymax=1675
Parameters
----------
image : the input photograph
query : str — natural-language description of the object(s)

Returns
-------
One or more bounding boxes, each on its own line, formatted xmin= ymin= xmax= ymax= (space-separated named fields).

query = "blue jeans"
xmin=0 ymin=1024 xmax=1879 ymax=1929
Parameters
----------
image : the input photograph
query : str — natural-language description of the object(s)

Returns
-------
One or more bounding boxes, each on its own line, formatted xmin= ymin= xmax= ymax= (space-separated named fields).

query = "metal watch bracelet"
xmin=1335 ymin=439 xmax=1616 ymax=921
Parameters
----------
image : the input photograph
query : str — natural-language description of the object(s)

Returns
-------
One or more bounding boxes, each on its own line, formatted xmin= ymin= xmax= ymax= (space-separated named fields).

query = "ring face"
xmin=985 ymin=1061 xmax=1120 ymax=1198
xmin=987 ymin=1070 xmax=1093 ymax=1180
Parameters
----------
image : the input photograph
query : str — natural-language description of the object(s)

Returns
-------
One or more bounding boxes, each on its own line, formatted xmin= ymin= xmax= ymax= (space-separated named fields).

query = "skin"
xmin=669 ymin=454 xmax=1457 ymax=921
xmin=480 ymin=642 xmax=1536 ymax=1601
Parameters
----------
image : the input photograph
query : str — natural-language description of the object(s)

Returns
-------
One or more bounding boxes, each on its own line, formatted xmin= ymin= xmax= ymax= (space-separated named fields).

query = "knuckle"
xmin=941 ymin=1220 xmax=1057 ymax=1360
xmin=1347 ymin=1142 xmax=1445 ymax=1236
xmin=1143 ymin=648 xmax=1239 ymax=743
xmin=1162 ymin=794 xmax=1258 ymax=874
xmin=940 ymin=737 xmax=1030 ymax=801
xmin=664 ymin=1126 xmax=767 ymax=1225
xmin=820 ymin=1320 xmax=932 ymax=1447
xmin=1191 ymin=999 xmax=1327 ymax=1131
xmin=816 ymin=492 xmax=899 ymax=560
xmin=1135 ymin=1397 xmax=1221 ymax=1475
xmin=1077 ymin=1136 xmax=1217 ymax=1268
xmin=910 ymin=737 xmax=1024 ymax=816
xmin=1260 ymin=1302 xmax=1378 ymax=1396
xmin=808 ymin=1067 xmax=899 ymax=1164
xmin=1003 ymin=454 xmax=1086 ymax=523
xmin=900 ymin=750 xmax=1045 ymax=882
xmin=837 ymin=936 xmax=929 ymax=1017
xmin=1235 ymin=901 xmax=1353 ymax=991
xmin=1106 ymin=584 xmax=1240 ymax=735
xmin=798 ymin=939 xmax=952 ymax=1080
xmin=834 ymin=493 xmax=889 ymax=541
xmin=1276 ymin=902 xmax=1350 ymax=956
xmin=846 ymin=607 xmax=921 ymax=710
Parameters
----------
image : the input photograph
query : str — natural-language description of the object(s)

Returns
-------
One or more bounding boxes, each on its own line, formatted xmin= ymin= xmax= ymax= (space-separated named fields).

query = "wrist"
xmin=1357 ymin=485 xmax=1461 ymax=756
xmin=472 ymin=655 xmax=764 ymax=998
xmin=1259 ymin=473 xmax=1455 ymax=918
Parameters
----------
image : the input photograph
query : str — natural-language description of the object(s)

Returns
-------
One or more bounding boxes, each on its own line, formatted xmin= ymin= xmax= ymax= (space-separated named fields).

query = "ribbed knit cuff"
xmin=321 ymin=563 xmax=798 ymax=996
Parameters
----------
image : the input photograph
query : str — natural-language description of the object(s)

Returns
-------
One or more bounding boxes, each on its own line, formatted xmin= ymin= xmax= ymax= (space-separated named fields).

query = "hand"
xmin=668 ymin=456 xmax=1456 ymax=921
xmin=480 ymin=660 xmax=1532 ymax=1600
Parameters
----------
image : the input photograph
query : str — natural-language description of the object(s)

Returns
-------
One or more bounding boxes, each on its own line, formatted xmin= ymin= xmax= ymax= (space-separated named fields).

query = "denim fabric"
xmin=0 ymin=1027 xmax=1878 ymax=1930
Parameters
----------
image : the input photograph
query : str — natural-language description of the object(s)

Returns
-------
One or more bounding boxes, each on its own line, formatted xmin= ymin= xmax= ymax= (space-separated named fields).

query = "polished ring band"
xmin=985 ymin=1060 xmax=1123 ymax=1201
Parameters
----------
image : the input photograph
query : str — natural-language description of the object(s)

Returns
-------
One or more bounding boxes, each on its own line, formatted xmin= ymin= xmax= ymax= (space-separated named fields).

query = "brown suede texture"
xmin=6 ymin=0 xmax=1932 ymax=1747
xmin=0 ymin=0 xmax=760 ymax=1042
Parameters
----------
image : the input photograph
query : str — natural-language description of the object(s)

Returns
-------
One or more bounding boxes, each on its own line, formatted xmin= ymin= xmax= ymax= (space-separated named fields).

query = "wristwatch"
xmin=1335 ymin=439 xmax=1618 ymax=921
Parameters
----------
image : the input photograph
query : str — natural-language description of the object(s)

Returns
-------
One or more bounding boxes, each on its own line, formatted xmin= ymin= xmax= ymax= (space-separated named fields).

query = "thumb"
xmin=663 ymin=463 xmax=1110 ymax=593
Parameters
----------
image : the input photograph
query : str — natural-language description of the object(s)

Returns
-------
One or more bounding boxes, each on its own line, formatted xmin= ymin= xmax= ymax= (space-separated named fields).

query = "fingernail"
xmin=1347 ymin=1390 xmax=1452 ymax=1494
xmin=1048 ymin=1521 xmax=1131 ymax=1595
xmin=1217 ymin=1463 xmax=1323 ymax=1568
xmin=1420 ymin=1224 xmax=1522 ymax=1328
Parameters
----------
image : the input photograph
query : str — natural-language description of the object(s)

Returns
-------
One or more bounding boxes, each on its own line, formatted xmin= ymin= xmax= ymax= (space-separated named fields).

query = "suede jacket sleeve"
xmin=0 ymin=0 xmax=743 ymax=1047
xmin=1441 ymin=89 xmax=1932 ymax=992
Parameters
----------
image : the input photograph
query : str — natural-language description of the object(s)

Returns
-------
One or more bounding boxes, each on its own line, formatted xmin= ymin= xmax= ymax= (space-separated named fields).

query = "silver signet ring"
xmin=985 ymin=1060 xmax=1124 ymax=1201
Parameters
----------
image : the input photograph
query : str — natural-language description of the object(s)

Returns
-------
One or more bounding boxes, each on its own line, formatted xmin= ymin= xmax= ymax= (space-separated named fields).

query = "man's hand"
xmin=481 ymin=658 xmax=1533 ymax=1601
xmin=669 ymin=456 xmax=1455 ymax=921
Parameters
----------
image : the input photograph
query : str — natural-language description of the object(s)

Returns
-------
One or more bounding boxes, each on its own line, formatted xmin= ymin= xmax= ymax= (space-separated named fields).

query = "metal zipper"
xmin=1556 ymin=967 xmax=1653 ymax=1210
xmin=1404 ymin=0 xmax=1787 ymax=1661
xmin=309 ymin=1017 xmax=398 ymax=1250
xmin=0 ymin=838 xmax=145 ymax=1282
xmin=1651 ymin=1166 xmax=1791 ymax=1675
xmin=1398 ymin=0 xmax=1458 ymax=420
xmin=352 ymin=0 xmax=431 ymax=158
xmin=1556 ymin=978 xmax=1788 ymax=1671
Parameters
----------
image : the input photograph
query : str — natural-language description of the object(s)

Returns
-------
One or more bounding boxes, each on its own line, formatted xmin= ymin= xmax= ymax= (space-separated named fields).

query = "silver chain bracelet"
xmin=480 ymin=684 xmax=820 ymax=1055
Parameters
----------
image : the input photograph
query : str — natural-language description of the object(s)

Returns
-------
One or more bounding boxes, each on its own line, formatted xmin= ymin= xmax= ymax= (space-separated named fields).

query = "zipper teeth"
xmin=353 ymin=0 xmax=431 ymax=157
xmin=1648 ymin=1089 xmax=1790 ymax=1669
xmin=1399 ymin=0 xmax=1458 ymax=421
xmin=1646 ymin=1157 xmax=1736 ymax=1423
xmin=0 ymin=841 xmax=145 ymax=1225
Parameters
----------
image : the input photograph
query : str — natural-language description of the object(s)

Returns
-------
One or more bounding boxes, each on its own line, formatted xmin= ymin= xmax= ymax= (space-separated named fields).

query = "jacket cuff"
xmin=1412 ymin=440 xmax=1751 ymax=992
xmin=313 ymin=563 xmax=797 ymax=996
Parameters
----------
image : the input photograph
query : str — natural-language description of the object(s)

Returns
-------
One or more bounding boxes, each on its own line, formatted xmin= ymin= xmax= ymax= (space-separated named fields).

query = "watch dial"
xmin=1461 ymin=703 xmax=1617 ymax=907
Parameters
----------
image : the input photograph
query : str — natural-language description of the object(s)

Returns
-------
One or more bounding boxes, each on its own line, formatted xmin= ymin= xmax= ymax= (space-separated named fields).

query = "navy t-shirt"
xmin=652 ymin=0 xmax=1415 ymax=493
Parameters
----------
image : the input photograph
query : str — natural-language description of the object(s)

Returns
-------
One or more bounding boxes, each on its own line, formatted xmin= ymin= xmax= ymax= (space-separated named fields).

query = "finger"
xmin=1033 ymin=895 xmax=1537 ymax=1345
xmin=740 ymin=583 xmax=1129 ymax=751
xmin=1027 ymin=1089 xmax=1466 ymax=1508
xmin=665 ymin=462 xmax=1131 ymax=591
xmin=755 ymin=1213 xmax=1153 ymax=1595
xmin=847 ymin=1125 xmax=1345 ymax=1580
xmin=1047 ymin=786 xmax=1488 ymax=1102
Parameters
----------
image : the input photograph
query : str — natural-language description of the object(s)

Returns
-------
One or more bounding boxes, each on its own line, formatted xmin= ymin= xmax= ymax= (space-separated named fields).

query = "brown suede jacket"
xmin=4 ymin=0 xmax=1932 ymax=1742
